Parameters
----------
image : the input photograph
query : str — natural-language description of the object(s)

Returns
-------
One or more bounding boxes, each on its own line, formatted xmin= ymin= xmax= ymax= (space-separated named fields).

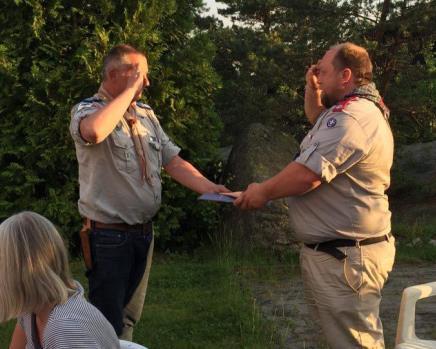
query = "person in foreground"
xmin=70 ymin=44 xmax=228 ymax=340
xmin=1 ymin=211 xmax=120 ymax=349
xmin=234 ymin=42 xmax=395 ymax=348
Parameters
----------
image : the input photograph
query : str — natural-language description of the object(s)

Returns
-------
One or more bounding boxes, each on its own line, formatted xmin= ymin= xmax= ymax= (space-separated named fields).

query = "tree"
xmin=211 ymin=0 xmax=355 ymax=144
xmin=213 ymin=0 xmax=435 ymax=145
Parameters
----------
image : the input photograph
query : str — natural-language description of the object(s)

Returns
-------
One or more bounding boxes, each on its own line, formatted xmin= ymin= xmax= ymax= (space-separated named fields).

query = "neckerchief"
xmin=96 ymin=85 xmax=151 ymax=185
xmin=344 ymin=82 xmax=390 ymax=120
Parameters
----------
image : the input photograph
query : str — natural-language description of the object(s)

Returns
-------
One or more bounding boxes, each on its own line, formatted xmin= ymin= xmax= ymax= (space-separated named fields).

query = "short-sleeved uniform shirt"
xmin=18 ymin=281 xmax=119 ymax=349
xmin=70 ymin=96 xmax=180 ymax=224
xmin=288 ymin=97 xmax=394 ymax=244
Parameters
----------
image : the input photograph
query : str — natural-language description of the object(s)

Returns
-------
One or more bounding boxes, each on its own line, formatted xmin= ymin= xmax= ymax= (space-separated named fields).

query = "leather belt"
xmin=305 ymin=233 xmax=392 ymax=260
xmin=90 ymin=220 xmax=153 ymax=234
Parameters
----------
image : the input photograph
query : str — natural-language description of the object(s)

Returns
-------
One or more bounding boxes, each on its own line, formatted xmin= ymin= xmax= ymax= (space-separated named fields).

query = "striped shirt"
xmin=18 ymin=281 xmax=120 ymax=349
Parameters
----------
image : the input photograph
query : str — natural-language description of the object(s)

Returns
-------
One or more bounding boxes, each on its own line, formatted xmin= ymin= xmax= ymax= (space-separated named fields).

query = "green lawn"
xmin=392 ymin=202 xmax=436 ymax=263
xmin=0 ymin=250 xmax=281 ymax=349
xmin=134 ymin=252 xmax=280 ymax=348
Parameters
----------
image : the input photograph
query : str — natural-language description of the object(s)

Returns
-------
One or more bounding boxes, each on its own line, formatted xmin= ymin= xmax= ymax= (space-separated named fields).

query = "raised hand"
xmin=125 ymin=64 xmax=145 ymax=92
xmin=304 ymin=62 xmax=325 ymax=124
xmin=306 ymin=63 xmax=320 ymax=91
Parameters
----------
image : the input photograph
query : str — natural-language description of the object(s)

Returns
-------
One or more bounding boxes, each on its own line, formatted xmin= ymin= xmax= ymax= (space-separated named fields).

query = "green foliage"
xmin=212 ymin=0 xmax=436 ymax=145
xmin=210 ymin=0 xmax=365 ymax=144
xmin=0 ymin=0 xmax=223 ymax=250
xmin=360 ymin=0 xmax=436 ymax=144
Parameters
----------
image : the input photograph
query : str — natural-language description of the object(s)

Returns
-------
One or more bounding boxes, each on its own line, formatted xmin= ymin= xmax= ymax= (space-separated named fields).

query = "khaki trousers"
xmin=300 ymin=236 xmax=395 ymax=349
xmin=120 ymin=236 xmax=154 ymax=341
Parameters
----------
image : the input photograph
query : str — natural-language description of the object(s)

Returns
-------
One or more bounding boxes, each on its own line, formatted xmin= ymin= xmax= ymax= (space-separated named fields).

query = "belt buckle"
xmin=355 ymin=240 xmax=361 ymax=248
xmin=313 ymin=243 xmax=320 ymax=251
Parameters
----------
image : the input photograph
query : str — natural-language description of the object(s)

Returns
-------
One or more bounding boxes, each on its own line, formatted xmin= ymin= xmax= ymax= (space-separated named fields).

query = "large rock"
xmin=222 ymin=123 xmax=299 ymax=249
xmin=390 ymin=140 xmax=436 ymax=200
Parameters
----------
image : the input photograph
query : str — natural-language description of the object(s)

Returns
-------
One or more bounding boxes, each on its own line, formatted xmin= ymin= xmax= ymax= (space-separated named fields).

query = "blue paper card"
xmin=198 ymin=193 xmax=235 ymax=203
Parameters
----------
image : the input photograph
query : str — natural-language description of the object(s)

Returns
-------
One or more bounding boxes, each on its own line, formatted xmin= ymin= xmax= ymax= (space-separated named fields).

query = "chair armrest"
xmin=396 ymin=281 xmax=436 ymax=345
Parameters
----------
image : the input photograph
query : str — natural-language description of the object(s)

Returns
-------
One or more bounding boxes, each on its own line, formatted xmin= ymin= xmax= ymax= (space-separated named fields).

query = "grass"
xmin=0 ymin=248 xmax=295 ymax=349
xmin=134 ymin=251 xmax=282 ymax=348
xmin=392 ymin=203 xmax=436 ymax=263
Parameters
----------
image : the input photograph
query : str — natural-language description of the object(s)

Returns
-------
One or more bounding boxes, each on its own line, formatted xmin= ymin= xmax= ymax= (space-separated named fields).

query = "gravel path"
xmin=250 ymin=263 xmax=436 ymax=348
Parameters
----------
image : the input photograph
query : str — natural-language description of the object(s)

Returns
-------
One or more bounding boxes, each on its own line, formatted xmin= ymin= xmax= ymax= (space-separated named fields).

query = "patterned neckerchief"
xmin=344 ymin=82 xmax=390 ymax=120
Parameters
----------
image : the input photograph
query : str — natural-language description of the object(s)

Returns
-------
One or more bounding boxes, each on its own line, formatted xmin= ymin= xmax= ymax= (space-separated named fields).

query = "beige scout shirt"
xmin=70 ymin=97 xmax=180 ymax=224
xmin=288 ymin=97 xmax=393 ymax=244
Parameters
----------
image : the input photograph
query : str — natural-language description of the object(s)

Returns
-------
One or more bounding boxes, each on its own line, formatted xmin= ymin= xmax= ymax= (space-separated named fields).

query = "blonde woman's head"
xmin=0 ymin=211 xmax=74 ymax=322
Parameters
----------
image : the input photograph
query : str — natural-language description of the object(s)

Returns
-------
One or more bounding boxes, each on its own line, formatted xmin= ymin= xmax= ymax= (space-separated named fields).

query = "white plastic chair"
xmin=395 ymin=281 xmax=436 ymax=349
xmin=119 ymin=339 xmax=148 ymax=349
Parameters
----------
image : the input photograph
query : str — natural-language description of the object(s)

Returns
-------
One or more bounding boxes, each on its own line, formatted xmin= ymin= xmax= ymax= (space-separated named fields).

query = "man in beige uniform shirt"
xmin=235 ymin=42 xmax=395 ymax=348
xmin=70 ymin=44 xmax=227 ymax=340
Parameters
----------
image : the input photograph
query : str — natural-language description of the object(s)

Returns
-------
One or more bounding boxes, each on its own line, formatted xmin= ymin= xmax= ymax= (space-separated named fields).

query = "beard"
xmin=321 ymin=91 xmax=338 ymax=109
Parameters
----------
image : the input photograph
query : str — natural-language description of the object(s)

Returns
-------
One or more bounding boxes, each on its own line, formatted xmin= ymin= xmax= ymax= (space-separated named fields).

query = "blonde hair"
xmin=0 ymin=211 xmax=75 ymax=322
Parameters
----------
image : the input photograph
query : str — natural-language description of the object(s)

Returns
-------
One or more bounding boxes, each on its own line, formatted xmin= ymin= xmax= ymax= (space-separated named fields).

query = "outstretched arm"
xmin=164 ymin=155 xmax=229 ymax=194
xmin=234 ymin=161 xmax=321 ymax=210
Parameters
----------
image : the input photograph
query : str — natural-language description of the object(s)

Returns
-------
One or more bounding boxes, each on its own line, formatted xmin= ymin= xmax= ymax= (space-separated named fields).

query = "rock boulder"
xmin=222 ymin=123 xmax=299 ymax=249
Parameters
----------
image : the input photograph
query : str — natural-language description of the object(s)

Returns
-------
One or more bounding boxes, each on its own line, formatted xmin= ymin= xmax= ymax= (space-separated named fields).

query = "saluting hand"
xmin=306 ymin=63 xmax=320 ymax=91
xmin=234 ymin=183 xmax=268 ymax=210
xmin=304 ymin=62 xmax=325 ymax=124
xmin=125 ymin=64 xmax=145 ymax=92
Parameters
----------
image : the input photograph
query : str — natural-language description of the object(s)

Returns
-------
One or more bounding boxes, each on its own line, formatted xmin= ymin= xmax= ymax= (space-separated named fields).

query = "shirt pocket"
xmin=147 ymin=135 xmax=163 ymax=170
xmin=111 ymin=127 xmax=136 ymax=174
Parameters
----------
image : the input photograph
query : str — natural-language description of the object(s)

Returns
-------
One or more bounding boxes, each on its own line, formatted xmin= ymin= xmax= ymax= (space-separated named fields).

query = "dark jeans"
xmin=87 ymin=227 xmax=153 ymax=336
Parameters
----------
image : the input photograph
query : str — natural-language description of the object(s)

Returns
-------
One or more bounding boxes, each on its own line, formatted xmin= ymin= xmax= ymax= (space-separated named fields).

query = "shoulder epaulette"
xmin=332 ymin=96 xmax=359 ymax=112
xmin=136 ymin=101 xmax=152 ymax=110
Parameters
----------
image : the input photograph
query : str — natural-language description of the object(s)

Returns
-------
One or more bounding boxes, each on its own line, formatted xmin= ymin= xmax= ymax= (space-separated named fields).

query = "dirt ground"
xmin=250 ymin=262 xmax=436 ymax=349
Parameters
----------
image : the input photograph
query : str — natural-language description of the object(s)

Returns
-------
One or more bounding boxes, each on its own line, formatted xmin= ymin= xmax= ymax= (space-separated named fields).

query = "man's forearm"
xmin=80 ymin=87 xmax=136 ymax=143
xmin=261 ymin=161 xmax=321 ymax=200
xmin=233 ymin=161 xmax=322 ymax=210
xmin=164 ymin=156 xmax=216 ymax=194
xmin=304 ymin=86 xmax=325 ymax=125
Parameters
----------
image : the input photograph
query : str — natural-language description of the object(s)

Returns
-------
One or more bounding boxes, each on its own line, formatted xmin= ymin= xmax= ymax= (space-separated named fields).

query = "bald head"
xmin=330 ymin=43 xmax=373 ymax=86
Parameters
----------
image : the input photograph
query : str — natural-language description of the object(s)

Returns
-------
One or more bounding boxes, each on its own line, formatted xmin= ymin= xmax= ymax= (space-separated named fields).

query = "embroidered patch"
xmin=326 ymin=117 xmax=337 ymax=128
